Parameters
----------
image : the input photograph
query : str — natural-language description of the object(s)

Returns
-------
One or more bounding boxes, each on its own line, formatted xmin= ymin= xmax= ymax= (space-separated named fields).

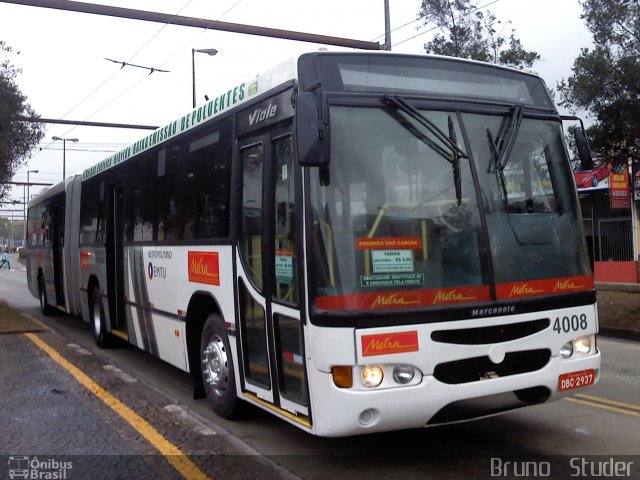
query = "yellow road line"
xmin=24 ymin=333 xmax=209 ymax=480
xmin=574 ymin=392 xmax=640 ymax=412
xmin=564 ymin=396 xmax=640 ymax=417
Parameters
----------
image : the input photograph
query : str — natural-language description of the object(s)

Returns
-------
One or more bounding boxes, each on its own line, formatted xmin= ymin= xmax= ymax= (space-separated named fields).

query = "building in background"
xmin=575 ymin=159 xmax=638 ymax=283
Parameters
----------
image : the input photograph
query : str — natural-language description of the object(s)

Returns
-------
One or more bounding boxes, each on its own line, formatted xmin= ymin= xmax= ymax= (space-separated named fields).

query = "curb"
xmin=596 ymin=282 xmax=640 ymax=293
xmin=599 ymin=326 xmax=640 ymax=342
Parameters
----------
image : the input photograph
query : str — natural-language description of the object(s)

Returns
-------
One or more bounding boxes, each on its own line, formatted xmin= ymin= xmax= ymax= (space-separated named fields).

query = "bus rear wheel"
xmin=38 ymin=275 xmax=53 ymax=316
xmin=200 ymin=313 xmax=240 ymax=419
xmin=90 ymin=287 xmax=111 ymax=348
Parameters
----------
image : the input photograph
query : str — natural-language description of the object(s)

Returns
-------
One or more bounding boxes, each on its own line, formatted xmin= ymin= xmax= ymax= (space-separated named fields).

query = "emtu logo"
xmin=147 ymin=263 xmax=167 ymax=280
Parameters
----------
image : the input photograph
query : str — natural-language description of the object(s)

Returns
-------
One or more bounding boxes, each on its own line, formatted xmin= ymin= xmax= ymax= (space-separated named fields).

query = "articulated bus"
xmin=27 ymin=52 xmax=600 ymax=437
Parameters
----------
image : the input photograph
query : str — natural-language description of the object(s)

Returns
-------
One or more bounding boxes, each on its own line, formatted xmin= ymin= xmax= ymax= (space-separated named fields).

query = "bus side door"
xmin=236 ymin=129 xmax=309 ymax=421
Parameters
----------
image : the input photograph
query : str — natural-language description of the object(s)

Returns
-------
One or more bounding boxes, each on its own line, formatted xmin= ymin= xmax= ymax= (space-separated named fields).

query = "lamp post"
xmin=52 ymin=136 xmax=79 ymax=180
xmin=24 ymin=169 xmax=39 ymax=245
xmin=26 ymin=169 xmax=39 ymax=210
xmin=192 ymin=48 xmax=218 ymax=108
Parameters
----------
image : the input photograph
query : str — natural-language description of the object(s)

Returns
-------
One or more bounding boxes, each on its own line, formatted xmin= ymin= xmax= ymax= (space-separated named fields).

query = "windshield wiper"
xmin=448 ymin=116 xmax=462 ymax=205
xmin=486 ymin=105 xmax=524 ymax=210
xmin=487 ymin=127 xmax=509 ymax=210
xmin=488 ymin=104 xmax=524 ymax=172
xmin=383 ymin=95 xmax=467 ymax=204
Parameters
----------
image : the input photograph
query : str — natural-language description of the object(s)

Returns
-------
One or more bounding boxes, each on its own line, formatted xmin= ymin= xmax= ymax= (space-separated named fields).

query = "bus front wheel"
xmin=200 ymin=313 xmax=240 ymax=419
xmin=90 ymin=287 xmax=111 ymax=348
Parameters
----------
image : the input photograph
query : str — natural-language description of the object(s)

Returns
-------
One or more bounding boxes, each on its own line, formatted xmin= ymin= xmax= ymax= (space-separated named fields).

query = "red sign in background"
xmin=609 ymin=164 xmax=630 ymax=209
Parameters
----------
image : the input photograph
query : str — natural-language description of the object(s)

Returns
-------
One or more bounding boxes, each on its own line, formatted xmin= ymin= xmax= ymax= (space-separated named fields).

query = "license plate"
xmin=558 ymin=369 xmax=596 ymax=391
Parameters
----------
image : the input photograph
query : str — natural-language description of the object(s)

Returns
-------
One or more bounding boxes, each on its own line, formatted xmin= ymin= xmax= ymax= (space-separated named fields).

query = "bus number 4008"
xmin=553 ymin=314 xmax=588 ymax=334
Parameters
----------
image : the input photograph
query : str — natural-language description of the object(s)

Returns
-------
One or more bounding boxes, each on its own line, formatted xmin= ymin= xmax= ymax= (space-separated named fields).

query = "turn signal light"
xmin=331 ymin=366 xmax=353 ymax=388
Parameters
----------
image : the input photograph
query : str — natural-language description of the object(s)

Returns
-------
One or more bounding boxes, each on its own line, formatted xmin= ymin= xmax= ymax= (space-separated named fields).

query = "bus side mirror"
xmin=295 ymin=92 xmax=329 ymax=166
xmin=574 ymin=127 xmax=593 ymax=171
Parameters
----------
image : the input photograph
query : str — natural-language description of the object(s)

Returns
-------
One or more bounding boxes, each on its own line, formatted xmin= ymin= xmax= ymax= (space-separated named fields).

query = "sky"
xmin=0 ymin=0 xmax=594 ymax=208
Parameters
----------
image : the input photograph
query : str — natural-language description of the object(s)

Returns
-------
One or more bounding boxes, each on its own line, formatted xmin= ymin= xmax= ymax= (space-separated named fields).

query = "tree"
xmin=418 ymin=0 xmax=540 ymax=70
xmin=0 ymin=41 xmax=44 ymax=200
xmin=557 ymin=0 xmax=640 ymax=164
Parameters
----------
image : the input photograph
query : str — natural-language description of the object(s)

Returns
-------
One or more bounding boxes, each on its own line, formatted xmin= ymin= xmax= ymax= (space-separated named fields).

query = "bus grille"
xmin=430 ymin=318 xmax=549 ymax=345
xmin=433 ymin=349 xmax=551 ymax=384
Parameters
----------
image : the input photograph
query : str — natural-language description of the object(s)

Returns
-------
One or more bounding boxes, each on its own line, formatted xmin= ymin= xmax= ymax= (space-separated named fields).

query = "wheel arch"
xmin=185 ymin=291 xmax=226 ymax=399
xmin=87 ymin=274 xmax=100 ymax=297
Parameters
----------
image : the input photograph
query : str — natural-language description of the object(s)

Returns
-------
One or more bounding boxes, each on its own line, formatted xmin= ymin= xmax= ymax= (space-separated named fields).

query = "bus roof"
xmin=81 ymin=57 xmax=297 ymax=182
xmin=81 ymin=52 xmax=553 ymax=182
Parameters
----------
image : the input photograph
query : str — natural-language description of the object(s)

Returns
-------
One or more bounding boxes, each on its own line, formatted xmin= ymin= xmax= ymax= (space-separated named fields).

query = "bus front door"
xmin=237 ymin=132 xmax=309 ymax=425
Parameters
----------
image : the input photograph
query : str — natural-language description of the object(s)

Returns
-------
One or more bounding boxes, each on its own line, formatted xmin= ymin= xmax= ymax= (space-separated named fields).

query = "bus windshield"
xmin=309 ymin=104 xmax=592 ymax=312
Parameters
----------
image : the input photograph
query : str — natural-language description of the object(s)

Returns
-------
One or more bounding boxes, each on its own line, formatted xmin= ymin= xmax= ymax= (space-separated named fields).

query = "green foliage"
xmin=557 ymin=0 xmax=640 ymax=163
xmin=0 ymin=41 xmax=44 ymax=200
xmin=418 ymin=0 xmax=540 ymax=70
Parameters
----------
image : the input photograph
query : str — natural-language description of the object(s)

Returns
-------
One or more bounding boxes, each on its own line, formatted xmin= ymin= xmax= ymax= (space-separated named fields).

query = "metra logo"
xmin=361 ymin=331 xmax=419 ymax=356
xmin=553 ymin=279 xmax=584 ymax=292
xmin=249 ymin=104 xmax=278 ymax=126
xmin=509 ymin=283 xmax=545 ymax=298
xmin=188 ymin=251 xmax=220 ymax=286
xmin=371 ymin=293 xmax=420 ymax=308
xmin=433 ymin=289 xmax=476 ymax=304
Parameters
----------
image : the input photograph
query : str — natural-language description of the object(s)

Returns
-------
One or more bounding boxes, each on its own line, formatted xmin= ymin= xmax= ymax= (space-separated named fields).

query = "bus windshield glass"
xmin=308 ymin=105 xmax=591 ymax=312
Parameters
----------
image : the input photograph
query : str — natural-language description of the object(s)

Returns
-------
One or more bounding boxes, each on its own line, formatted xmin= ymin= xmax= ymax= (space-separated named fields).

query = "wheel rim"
xmin=202 ymin=335 xmax=229 ymax=396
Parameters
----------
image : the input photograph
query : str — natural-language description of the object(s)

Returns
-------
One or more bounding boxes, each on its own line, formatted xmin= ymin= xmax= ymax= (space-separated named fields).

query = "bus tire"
xmin=38 ymin=275 xmax=53 ymax=316
xmin=200 ymin=313 xmax=240 ymax=419
xmin=90 ymin=287 xmax=112 ymax=348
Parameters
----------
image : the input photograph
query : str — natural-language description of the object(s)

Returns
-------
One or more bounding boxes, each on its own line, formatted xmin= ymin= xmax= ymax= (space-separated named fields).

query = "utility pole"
xmin=383 ymin=0 xmax=391 ymax=51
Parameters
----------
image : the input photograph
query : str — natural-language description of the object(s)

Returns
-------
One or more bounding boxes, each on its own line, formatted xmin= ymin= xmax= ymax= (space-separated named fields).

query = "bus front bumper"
xmin=307 ymin=350 xmax=601 ymax=437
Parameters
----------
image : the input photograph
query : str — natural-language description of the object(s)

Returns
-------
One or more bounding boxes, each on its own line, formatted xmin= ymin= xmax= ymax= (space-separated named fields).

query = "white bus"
xmin=27 ymin=52 xmax=600 ymax=437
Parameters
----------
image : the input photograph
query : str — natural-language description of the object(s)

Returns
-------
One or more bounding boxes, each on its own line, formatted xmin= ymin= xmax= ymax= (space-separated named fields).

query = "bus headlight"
xmin=360 ymin=365 xmax=384 ymax=388
xmin=392 ymin=365 xmax=415 ymax=384
xmin=559 ymin=341 xmax=573 ymax=358
xmin=560 ymin=335 xmax=593 ymax=358
xmin=574 ymin=336 xmax=592 ymax=355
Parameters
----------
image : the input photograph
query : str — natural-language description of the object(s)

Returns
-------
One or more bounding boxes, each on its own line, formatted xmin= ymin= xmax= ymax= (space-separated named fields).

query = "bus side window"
xmin=273 ymin=135 xmax=297 ymax=305
xmin=240 ymin=143 xmax=265 ymax=290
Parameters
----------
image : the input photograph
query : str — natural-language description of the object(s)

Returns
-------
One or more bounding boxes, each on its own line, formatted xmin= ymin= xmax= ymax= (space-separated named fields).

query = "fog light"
xmin=392 ymin=365 xmax=415 ymax=384
xmin=574 ymin=336 xmax=591 ymax=355
xmin=359 ymin=408 xmax=378 ymax=426
xmin=560 ymin=341 xmax=573 ymax=358
xmin=360 ymin=365 xmax=384 ymax=388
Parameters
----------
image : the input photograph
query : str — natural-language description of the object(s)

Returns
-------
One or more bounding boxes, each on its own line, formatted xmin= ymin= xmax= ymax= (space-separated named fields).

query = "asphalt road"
xmin=1 ymin=255 xmax=638 ymax=479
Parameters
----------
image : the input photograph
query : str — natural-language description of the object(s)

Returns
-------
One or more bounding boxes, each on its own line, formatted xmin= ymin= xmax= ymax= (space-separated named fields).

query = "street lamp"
xmin=192 ymin=48 xmax=218 ymax=108
xmin=52 ymin=136 xmax=79 ymax=180
xmin=24 ymin=169 xmax=39 ymax=244
xmin=26 ymin=169 xmax=39 ymax=208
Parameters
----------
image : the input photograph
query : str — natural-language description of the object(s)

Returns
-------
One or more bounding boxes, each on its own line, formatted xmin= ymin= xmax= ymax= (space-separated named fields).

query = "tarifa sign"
xmin=82 ymin=59 xmax=297 ymax=181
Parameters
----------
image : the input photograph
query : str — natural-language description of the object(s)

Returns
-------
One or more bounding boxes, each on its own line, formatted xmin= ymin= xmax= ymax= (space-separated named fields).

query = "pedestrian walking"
xmin=0 ymin=249 xmax=10 ymax=270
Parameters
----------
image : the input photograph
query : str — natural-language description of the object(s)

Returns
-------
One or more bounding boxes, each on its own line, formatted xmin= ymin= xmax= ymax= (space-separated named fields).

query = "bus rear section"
xmin=26 ymin=176 xmax=82 ymax=317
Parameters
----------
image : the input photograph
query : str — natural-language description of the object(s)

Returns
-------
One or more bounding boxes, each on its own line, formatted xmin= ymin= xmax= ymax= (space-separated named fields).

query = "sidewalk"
xmin=596 ymin=285 xmax=640 ymax=341
xmin=0 ymin=301 xmax=49 ymax=334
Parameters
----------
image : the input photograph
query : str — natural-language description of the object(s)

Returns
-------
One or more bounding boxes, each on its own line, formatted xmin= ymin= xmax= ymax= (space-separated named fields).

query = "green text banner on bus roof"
xmin=82 ymin=59 xmax=296 ymax=181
